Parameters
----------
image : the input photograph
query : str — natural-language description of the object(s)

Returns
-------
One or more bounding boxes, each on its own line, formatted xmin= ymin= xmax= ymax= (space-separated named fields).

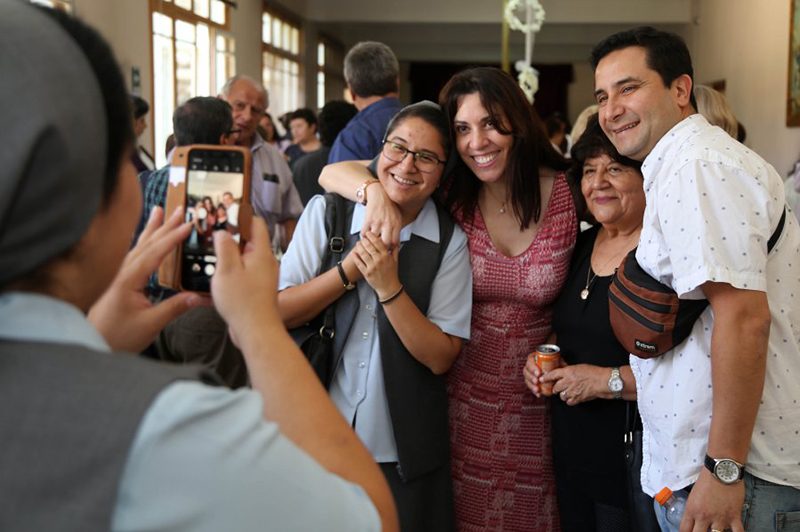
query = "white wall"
xmin=691 ymin=0 xmax=800 ymax=175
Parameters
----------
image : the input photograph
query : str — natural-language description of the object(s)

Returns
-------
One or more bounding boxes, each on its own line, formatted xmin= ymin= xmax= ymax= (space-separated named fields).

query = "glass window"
xmin=262 ymin=9 xmax=302 ymax=119
xmin=150 ymin=1 xmax=232 ymax=167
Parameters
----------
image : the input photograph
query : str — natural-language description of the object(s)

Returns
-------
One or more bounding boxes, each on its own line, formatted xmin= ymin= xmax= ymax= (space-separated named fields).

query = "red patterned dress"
xmin=448 ymin=175 xmax=577 ymax=532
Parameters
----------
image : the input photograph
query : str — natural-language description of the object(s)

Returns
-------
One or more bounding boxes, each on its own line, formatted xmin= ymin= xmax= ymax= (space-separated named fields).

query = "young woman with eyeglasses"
xmin=278 ymin=101 xmax=473 ymax=532
xmin=319 ymin=68 xmax=578 ymax=531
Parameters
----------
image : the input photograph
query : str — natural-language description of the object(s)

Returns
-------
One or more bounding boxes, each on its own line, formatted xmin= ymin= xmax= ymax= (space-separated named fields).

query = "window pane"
xmin=175 ymin=0 xmax=191 ymax=10
xmin=193 ymin=0 xmax=209 ymax=18
xmin=196 ymin=23 xmax=210 ymax=96
xmin=153 ymin=28 xmax=175 ymax=168
xmin=175 ymin=20 xmax=195 ymax=43
xmin=291 ymin=27 xmax=299 ymax=55
xmin=317 ymin=71 xmax=325 ymax=110
xmin=175 ymin=36 xmax=197 ymax=106
xmin=153 ymin=11 xmax=173 ymax=37
xmin=262 ymin=13 xmax=271 ymax=44
xmin=210 ymin=0 xmax=226 ymax=24
xmin=317 ymin=43 xmax=325 ymax=67
xmin=272 ymin=19 xmax=281 ymax=49
xmin=282 ymin=23 xmax=290 ymax=51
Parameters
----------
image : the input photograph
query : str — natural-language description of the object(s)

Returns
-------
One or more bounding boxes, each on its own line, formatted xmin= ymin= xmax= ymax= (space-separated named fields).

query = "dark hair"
xmin=318 ymin=100 xmax=357 ymax=146
xmin=567 ymin=114 xmax=642 ymax=222
xmin=131 ymin=95 xmax=149 ymax=119
xmin=289 ymin=107 xmax=318 ymax=127
xmin=173 ymin=97 xmax=233 ymax=146
xmin=344 ymin=41 xmax=399 ymax=98
xmin=383 ymin=101 xmax=451 ymax=159
xmin=590 ymin=26 xmax=697 ymax=110
xmin=438 ymin=67 xmax=569 ymax=229
xmin=38 ymin=7 xmax=133 ymax=204
xmin=260 ymin=112 xmax=278 ymax=142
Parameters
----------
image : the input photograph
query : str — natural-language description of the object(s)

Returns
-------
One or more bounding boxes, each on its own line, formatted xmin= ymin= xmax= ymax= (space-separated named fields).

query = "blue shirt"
xmin=279 ymin=196 xmax=472 ymax=462
xmin=0 ymin=292 xmax=381 ymax=532
xmin=328 ymin=97 xmax=403 ymax=163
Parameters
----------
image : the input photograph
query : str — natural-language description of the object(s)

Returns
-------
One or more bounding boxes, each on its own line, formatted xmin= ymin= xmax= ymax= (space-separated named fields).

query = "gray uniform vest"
xmin=0 ymin=340 xmax=215 ymax=531
xmin=333 ymin=200 xmax=456 ymax=483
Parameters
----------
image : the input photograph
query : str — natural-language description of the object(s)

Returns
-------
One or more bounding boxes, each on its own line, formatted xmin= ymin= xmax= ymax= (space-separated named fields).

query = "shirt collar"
xmin=641 ymin=113 xmax=706 ymax=191
xmin=0 ymin=292 xmax=110 ymax=352
xmin=250 ymin=132 xmax=265 ymax=153
xmin=350 ymin=198 xmax=440 ymax=244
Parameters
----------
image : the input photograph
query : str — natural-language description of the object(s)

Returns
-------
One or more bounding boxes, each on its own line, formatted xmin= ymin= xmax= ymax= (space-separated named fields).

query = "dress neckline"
xmin=474 ymin=173 xmax=565 ymax=259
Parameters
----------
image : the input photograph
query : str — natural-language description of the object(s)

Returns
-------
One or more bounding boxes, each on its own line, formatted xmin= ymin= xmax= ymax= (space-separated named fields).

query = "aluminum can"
xmin=533 ymin=344 xmax=561 ymax=396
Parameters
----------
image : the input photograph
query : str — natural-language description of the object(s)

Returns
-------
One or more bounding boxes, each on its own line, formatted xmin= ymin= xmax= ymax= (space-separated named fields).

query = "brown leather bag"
xmin=609 ymin=209 xmax=786 ymax=358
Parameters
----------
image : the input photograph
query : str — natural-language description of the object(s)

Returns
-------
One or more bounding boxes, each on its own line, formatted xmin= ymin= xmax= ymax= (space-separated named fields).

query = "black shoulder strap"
xmin=319 ymin=193 xmax=349 ymax=336
xmin=434 ymin=200 xmax=455 ymax=270
xmin=767 ymin=207 xmax=787 ymax=253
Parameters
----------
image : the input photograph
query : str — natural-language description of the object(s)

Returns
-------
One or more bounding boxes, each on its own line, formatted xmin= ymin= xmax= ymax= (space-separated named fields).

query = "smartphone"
xmin=157 ymin=144 xmax=252 ymax=293
xmin=181 ymin=148 xmax=247 ymax=292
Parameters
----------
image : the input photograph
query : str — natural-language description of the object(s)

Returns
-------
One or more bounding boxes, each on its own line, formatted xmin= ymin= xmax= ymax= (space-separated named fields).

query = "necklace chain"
xmin=580 ymin=231 xmax=640 ymax=300
xmin=484 ymin=185 xmax=510 ymax=214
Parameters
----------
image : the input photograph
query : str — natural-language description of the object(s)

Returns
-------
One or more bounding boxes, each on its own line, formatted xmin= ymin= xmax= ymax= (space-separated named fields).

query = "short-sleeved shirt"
xmin=279 ymin=195 xmax=472 ymax=461
xmin=632 ymin=114 xmax=800 ymax=495
xmin=327 ymin=98 xmax=403 ymax=163
xmin=249 ymin=134 xmax=303 ymax=252
xmin=0 ymin=292 xmax=381 ymax=532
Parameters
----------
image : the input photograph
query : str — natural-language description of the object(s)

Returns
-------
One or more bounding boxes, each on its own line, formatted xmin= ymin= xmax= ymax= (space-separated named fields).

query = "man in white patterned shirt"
xmin=592 ymin=27 xmax=800 ymax=532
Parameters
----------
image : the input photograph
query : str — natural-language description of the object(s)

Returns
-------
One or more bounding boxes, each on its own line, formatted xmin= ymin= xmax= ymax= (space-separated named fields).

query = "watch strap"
xmin=356 ymin=179 xmax=379 ymax=205
xmin=608 ymin=367 xmax=623 ymax=399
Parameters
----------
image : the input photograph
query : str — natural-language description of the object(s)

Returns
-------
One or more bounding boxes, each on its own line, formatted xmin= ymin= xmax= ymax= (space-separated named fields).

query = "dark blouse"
xmin=550 ymin=225 xmax=631 ymax=507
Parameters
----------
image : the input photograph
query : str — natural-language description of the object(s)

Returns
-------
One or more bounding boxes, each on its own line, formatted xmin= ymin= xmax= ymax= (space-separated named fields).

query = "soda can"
xmin=533 ymin=344 xmax=561 ymax=397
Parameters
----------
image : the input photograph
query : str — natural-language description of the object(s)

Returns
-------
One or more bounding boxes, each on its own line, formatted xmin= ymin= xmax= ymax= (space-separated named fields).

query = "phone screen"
xmin=182 ymin=148 xmax=245 ymax=292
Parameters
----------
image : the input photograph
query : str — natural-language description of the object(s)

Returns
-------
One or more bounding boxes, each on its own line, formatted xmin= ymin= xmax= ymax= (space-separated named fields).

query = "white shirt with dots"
xmin=632 ymin=114 xmax=800 ymax=495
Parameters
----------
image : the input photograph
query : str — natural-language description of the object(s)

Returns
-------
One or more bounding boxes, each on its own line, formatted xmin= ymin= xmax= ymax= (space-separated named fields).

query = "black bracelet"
xmin=379 ymin=285 xmax=404 ymax=305
xmin=336 ymin=261 xmax=356 ymax=290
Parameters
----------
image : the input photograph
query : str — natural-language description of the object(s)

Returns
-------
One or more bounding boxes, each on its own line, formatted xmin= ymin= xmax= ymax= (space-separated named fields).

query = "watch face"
xmin=610 ymin=378 xmax=624 ymax=392
xmin=715 ymin=459 xmax=741 ymax=483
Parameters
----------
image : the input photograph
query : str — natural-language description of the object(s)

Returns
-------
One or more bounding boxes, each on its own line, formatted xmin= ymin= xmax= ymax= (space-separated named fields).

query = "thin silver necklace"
xmin=580 ymin=231 xmax=640 ymax=300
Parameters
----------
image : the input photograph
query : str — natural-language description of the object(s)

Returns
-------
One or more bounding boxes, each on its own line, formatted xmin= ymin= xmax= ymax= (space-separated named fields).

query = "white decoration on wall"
xmin=504 ymin=0 xmax=545 ymax=103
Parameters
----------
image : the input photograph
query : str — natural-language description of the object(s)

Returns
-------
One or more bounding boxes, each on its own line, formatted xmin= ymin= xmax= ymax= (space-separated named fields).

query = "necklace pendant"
xmin=580 ymin=288 xmax=590 ymax=300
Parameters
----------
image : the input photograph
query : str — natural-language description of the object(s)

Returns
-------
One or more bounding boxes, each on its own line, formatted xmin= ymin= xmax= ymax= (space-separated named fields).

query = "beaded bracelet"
xmin=378 ymin=285 xmax=404 ymax=305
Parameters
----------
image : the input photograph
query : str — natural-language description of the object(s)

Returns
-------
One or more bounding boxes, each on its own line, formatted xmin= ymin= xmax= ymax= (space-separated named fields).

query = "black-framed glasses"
xmin=381 ymin=141 xmax=445 ymax=173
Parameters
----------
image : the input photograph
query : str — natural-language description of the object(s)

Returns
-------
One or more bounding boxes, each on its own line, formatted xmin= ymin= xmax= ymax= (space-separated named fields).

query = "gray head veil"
xmin=0 ymin=2 xmax=107 ymax=286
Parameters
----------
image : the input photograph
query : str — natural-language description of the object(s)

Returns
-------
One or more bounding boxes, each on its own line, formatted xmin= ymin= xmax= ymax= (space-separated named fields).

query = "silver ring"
xmin=710 ymin=529 xmax=723 ymax=532
xmin=560 ymin=391 xmax=568 ymax=400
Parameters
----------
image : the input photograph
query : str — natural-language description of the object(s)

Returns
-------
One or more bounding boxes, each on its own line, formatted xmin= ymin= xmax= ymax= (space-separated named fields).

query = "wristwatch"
xmin=355 ymin=179 xmax=379 ymax=205
xmin=607 ymin=367 xmax=623 ymax=399
xmin=704 ymin=454 xmax=745 ymax=484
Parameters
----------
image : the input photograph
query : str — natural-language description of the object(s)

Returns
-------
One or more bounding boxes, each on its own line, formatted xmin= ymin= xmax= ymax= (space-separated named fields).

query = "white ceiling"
xmin=272 ymin=0 xmax=695 ymax=63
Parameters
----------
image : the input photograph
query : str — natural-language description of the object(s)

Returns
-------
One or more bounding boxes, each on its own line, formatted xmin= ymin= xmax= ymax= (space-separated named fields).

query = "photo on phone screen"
xmin=182 ymin=148 xmax=245 ymax=292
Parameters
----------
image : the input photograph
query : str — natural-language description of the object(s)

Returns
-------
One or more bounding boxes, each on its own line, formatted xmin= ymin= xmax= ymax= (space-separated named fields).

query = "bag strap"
xmin=319 ymin=193 xmax=348 ymax=339
xmin=767 ymin=207 xmax=787 ymax=253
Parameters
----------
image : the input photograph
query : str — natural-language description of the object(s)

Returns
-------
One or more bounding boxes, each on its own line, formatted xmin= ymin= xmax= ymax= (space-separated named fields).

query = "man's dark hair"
xmin=173 ymin=97 xmax=233 ymax=146
xmin=289 ymin=107 xmax=318 ymax=128
xmin=590 ymin=26 xmax=697 ymax=109
xmin=344 ymin=41 xmax=399 ymax=98
xmin=38 ymin=7 xmax=133 ymax=204
xmin=131 ymin=95 xmax=149 ymax=119
xmin=317 ymin=100 xmax=357 ymax=146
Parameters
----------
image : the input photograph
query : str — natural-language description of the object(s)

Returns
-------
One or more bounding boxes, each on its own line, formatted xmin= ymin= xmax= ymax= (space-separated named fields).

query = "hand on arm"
xmin=353 ymin=232 xmax=462 ymax=374
xmin=679 ymin=282 xmax=769 ymax=532
xmin=88 ymin=206 xmax=208 ymax=352
xmin=318 ymin=161 xmax=402 ymax=248
xmin=212 ymin=218 xmax=399 ymax=532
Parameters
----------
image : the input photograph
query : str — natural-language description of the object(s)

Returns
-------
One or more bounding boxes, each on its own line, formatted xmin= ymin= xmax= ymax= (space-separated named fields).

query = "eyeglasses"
xmin=381 ymin=141 xmax=445 ymax=173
